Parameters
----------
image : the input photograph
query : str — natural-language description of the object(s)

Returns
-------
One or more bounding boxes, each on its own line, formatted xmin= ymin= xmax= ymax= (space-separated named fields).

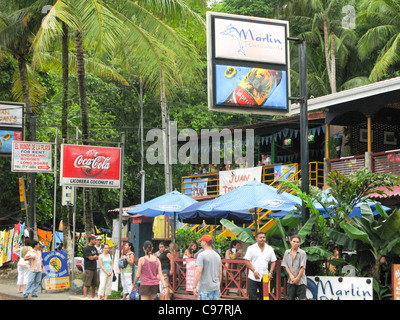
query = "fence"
xmin=170 ymin=258 xmax=285 ymax=300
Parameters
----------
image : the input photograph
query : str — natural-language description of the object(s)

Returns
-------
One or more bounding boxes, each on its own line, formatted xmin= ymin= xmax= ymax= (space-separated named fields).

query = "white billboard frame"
xmin=207 ymin=12 xmax=291 ymax=116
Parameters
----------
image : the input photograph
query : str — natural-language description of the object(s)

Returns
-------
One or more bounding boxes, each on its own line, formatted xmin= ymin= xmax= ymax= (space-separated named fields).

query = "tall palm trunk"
xmin=18 ymin=56 xmax=38 ymax=241
xmin=323 ymin=14 xmax=336 ymax=93
xmin=61 ymin=21 xmax=74 ymax=271
xmin=74 ymin=29 xmax=94 ymax=237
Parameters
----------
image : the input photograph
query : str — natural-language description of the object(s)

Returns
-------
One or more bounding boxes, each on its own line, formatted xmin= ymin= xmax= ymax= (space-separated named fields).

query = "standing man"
xmin=193 ymin=235 xmax=222 ymax=300
xmin=244 ymin=232 xmax=277 ymax=300
xmin=281 ymin=235 xmax=307 ymax=300
xmin=82 ymin=235 xmax=99 ymax=299
xmin=94 ymin=236 xmax=103 ymax=278
xmin=23 ymin=240 xmax=43 ymax=298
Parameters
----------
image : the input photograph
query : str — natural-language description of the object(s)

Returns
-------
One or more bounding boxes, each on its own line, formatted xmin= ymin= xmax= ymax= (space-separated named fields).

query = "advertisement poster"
xmin=0 ymin=130 xmax=22 ymax=154
xmin=42 ymin=250 xmax=70 ymax=291
xmin=60 ymin=144 xmax=121 ymax=188
xmin=185 ymin=259 xmax=197 ymax=291
xmin=274 ymin=164 xmax=297 ymax=181
xmin=215 ymin=65 xmax=287 ymax=110
xmin=219 ymin=166 xmax=262 ymax=195
xmin=12 ymin=141 xmax=53 ymax=172
xmin=183 ymin=178 xmax=208 ymax=197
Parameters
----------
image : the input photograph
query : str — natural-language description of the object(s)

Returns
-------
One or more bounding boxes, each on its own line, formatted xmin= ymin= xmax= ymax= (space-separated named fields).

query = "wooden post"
xmin=367 ymin=115 xmax=372 ymax=153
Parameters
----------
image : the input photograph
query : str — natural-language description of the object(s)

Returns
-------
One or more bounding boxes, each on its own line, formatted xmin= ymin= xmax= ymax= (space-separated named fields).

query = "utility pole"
xmin=289 ymin=37 xmax=309 ymax=223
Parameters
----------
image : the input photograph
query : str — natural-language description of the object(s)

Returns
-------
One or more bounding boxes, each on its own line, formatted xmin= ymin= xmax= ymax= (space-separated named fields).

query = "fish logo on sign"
xmin=220 ymin=24 xmax=247 ymax=56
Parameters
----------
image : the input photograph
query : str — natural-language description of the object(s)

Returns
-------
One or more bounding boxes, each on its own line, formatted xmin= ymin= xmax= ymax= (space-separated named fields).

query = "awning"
xmin=368 ymin=186 xmax=400 ymax=199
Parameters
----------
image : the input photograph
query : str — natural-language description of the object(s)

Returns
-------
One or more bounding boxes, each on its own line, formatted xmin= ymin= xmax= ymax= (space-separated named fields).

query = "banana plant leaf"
xmin=220 ymin=218 xmax=256 ymax=244
xmin=303 ymin=246 xmax=334 ymax=261
xmin=374 ymin=209 xmax=400 ymax=241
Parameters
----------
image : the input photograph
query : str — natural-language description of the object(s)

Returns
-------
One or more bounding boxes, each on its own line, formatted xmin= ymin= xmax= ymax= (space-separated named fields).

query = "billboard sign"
xmin=0 ymin=102 xmax=24 ymax=129
xmin=60 ymin=144 xmax=121 ymax=188
xmin=1 ymin=129 xmax=22 ymax=154
xmin=207 ymin=12 xmax=290 ymax=115
xmin=11 ymin=141 xmax=53 ymax=172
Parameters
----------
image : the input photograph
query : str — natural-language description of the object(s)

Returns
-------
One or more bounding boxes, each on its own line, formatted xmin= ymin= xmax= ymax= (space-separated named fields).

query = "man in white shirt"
xmin=244 ymin=232 xmax=277 ymax=300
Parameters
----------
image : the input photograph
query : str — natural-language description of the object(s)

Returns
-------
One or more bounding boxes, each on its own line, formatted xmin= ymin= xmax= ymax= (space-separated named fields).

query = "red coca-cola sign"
xmin=60 ymin=144 xmax=121 ymax=188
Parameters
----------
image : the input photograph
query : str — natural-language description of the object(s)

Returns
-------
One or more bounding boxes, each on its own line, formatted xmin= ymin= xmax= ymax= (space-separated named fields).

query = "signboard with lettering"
xmin=207 ymin=12 xmax=290 ymax=115
xmin=219 ymin=166 xmax=262 ymax=195
xmin=185 ymin=258 xmax=197 ymax=291
xmin=306 ymin=276 xmax=373 ymax=300
xmin=0 ymin=102 xmax=24 ymax=128
xmin=11 ymin=141 xmax=53 ymax=172
xmin=42 ymin=250 xmax=70 ymax=290
xmin=60 ymin=144 xmax=121 ymax=188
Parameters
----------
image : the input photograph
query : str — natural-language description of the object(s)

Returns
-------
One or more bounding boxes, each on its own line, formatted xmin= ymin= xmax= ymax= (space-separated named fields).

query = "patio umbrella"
xmin=207 ymin=180 xmax=299 ymax=213
xmin=178 ymin=200 xmax=254 ymax=224
xmin=127 ymin=190 xmax=197 ymax=241
xmin=312 ymin=189 xmax=391 ymax=218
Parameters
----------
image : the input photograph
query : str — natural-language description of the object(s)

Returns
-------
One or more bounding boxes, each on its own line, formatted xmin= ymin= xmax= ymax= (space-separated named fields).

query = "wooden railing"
xmin=328 ymin=149 xmax=400 ymax=177
xmin=170 ymin=258 xmax=285 ymax=300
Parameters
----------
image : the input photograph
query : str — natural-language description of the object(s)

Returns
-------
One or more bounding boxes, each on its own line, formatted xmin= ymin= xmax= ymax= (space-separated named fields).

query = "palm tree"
xmin=285 ymin=0 xmax=358 ymax=94
xmin=357 ymin=0 xmax=400 ymax=81
xmin=34 ymin=0 xmax=204 ymax=233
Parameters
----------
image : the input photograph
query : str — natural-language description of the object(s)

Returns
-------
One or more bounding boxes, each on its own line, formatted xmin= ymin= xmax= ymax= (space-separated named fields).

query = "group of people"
xmin=192 ymin=232 xmax=307 ymax=300
xmin=192 ymin=153 xmax=272 ymax=176
xmin=13 ymin=238 xmax=43 ymax=299
xmin=14 ymin=231 xmax=306 ymax=301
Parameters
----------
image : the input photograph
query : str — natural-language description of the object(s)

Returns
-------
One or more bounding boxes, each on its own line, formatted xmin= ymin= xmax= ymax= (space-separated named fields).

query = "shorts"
xmin=198 ymin=290 xmax=220 ymax=300
xmin=287 ymin=283 xmax=307 ymax=300
xmin=140 ymin=284 xmax=159 ymax=296
xmin=83 ymin=269 xmax=99 ymax=287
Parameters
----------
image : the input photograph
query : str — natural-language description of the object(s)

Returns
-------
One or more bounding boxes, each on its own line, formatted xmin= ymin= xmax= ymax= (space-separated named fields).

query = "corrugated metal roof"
xmin=291 ymin=77 xmax=400 ymax=115
xmin=368 ymin=186 xmax=400 ymax=199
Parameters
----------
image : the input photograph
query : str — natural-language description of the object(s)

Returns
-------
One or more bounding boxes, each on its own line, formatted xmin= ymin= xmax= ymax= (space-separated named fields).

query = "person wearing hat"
xmin=192 ymin=235 xmax=222 ymax=300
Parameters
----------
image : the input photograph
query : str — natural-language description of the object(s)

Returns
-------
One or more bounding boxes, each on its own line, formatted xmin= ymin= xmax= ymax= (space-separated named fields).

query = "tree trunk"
xmin=323 ymin=14 xmax=336 ymax=94
xmin=160 ymin=69 xmax=171 ymax=194
xmin=74 ymin=29 xmax=94 ymax=237
xmin=61 ymin=21 xmax=74 ymax=273
xmin=18 ymin=57 xmax=38 ymax=241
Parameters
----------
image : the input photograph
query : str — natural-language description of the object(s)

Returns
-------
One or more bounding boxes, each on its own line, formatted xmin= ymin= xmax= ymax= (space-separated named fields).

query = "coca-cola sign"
xmin=60 ymin=144 xmax=121 ymax=188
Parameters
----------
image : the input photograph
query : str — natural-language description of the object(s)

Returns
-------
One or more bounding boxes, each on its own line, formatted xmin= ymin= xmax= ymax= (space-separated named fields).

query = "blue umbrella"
xmin=205 ymin=180 xmax=299 ymax=213
xmin=298 ymin=188 xmax=391 ymax=218
xmin=127 ymin=190 xmax=197 ymax=241
xmin=127 ymin=190 xmax=197 ymax=217
xmin=178 ymin=200 xmax=254 ymax=224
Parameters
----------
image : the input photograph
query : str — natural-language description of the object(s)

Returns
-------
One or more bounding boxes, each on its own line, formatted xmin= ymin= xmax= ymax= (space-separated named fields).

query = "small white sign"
xmin=306 ymin=276 xmax=373 ymax=300
xmin=0 ymin=103 xmax=24 ymax=128
xmin=12 ymin=141 xmax=53 ymax=172
xmin=62 ymin=185 xmax=75 ymax=206
xmin=214 ymin=16 xmax=287 ymax=65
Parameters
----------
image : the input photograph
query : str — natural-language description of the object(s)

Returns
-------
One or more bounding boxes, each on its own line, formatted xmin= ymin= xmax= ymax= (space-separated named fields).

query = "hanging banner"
xmin=12 ymin=141 xmax=53 ymax=172
xmin=60 ymin=144 xmax=121 ymax=188
xmin=185 ymin=258 xmax=197 ymax=292
xmin=42 ymin=250 xmax=70 ymax=290
xmin=219 ymin=166 xmax=262 ymax=195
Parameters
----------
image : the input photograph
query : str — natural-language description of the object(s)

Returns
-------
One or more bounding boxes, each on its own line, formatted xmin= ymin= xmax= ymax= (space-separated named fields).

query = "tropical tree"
xmin=357 ymin=0 xmax=400 ymax=81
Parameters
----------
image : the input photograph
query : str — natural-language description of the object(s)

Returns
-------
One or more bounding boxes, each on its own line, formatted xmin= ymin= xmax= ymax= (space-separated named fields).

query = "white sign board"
xmin=306 ymin=276 xmax=373 ymax=300
xmin=62 ymin=185 xmax=75 ymax=206
xmin=213 ymin=16 xmax=287 ymax=65
xmin=12 ymin=141 xmax=53 ymax=172
xmin=219 ymin=166 xmax=262 ymax=195
xmin=0 ymin=103 xmax=24 ymax=128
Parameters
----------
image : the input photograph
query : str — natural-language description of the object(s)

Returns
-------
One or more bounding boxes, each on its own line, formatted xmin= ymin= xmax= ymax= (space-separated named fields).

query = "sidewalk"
xmin=0 ymin=278 xmax=84 ymax=300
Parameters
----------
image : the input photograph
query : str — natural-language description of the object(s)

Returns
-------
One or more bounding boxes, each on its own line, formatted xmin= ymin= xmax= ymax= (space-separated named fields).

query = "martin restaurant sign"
xmin=60 ymin=144 xmax=121 ymax=188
